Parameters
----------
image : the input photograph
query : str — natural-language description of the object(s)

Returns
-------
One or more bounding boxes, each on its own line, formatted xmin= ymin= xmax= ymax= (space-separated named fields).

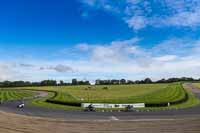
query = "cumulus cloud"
xmin=72 ymin=37 xmax=200 ymax=78
xmin=2 ymin=37 xmax=200 ymax=81
xmin=75 ymin=37 xmax=143 ymax=64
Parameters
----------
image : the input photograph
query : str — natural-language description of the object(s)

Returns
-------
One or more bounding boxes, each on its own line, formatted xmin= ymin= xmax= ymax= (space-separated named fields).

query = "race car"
xmin=124 ymin=105 xmax=134 ymax=112
xmin=17 ymin=103 xmax=25 ymax=108
xmin=84 ymin=104 xmax=95 ymax=112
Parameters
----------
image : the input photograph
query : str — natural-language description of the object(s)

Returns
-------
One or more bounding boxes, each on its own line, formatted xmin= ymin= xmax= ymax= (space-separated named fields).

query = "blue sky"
xmin=1 ymin=0 xmax=200 ymax=82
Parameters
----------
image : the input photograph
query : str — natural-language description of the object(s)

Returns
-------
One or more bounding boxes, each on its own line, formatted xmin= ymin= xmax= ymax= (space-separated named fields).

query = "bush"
xmin=102 ymin=87 xmax=109 ymax=90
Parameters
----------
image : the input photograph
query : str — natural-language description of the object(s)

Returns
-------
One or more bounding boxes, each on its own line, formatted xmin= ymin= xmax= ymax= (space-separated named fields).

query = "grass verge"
xmin=137 ymin=88 xmax=200 ymax=111
xmin=0 ymin=89 xmax=34 ymax=101
xmin=29 ymin=92 xmax=82 ymax=110
xmin=28 ymin=83 xmax=200 ymax=111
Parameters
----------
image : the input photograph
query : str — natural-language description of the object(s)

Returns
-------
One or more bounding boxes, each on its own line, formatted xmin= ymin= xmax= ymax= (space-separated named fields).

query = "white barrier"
xmin=81 ymin=103 xmax=145 ymax=108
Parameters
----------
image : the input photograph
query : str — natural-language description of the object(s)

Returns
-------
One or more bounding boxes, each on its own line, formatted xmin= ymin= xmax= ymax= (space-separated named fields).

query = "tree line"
xmin=95 ymin=77 xmax=198 ymax=85
xmin=0 ymin=77 xmax=198 ymax=87
xmin=0 ymin=79 xmax=90 ymax=87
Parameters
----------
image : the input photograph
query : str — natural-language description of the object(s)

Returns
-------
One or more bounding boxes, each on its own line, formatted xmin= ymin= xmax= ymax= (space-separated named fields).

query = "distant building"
xmin=111 ymin=80 xmax=120 ymax=85
xmin=72 ymin=79 xmax=77 ymax=85
xmin=95 ymin=79 xmax=101 ymax=85
xmin=120 ymin=79 xmax=126 ymax=84
xmin=127 ymin=80 xmax=134 ymax=84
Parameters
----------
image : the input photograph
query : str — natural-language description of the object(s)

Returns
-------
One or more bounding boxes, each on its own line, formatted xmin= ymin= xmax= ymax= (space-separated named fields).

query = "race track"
xmin=0 ymin=83 xmax=200 ymax=121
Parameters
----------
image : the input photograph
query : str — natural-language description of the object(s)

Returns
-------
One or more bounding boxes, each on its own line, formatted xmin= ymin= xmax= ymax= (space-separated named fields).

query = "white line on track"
xmin=109 ymin=116 xmax=119 ymax=121
xmin=127 ymin=118 xmax=176 ymax=122
xmin=93 ymin=118 xmax=176 ymax=122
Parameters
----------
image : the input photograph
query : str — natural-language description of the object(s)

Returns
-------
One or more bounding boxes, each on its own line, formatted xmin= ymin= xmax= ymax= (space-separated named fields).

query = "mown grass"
xmin=137 ymin=88 xmax=200 ymax=111
xmin=38 ymin=83 xmax=185 ymax=104
xmin=29 ymin=92 xmax=81 ymax=110
xmin=6 ymin=83 xmax=200 ymax=110
xmin=24 ymin=84 xmax=169 ymax=104
xmin=0 ymin=89 xmax=34 ymax=101
xmin=192 ymin=83 xmax=200 ymax=88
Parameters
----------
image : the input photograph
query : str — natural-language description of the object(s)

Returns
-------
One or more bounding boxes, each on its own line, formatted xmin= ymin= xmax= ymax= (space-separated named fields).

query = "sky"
xmin=1 ymin=0 xmax=200 ymax=82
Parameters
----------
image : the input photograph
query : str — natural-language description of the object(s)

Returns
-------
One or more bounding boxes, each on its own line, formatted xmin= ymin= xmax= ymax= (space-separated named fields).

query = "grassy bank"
xmin=0 ymin=89 xmax=34 ymax=101
xmin=2 ymin=83 xmax=200 ymax=110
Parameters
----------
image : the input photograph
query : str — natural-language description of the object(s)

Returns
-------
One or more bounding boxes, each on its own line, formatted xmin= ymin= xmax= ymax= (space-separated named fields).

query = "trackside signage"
xmin=81 ymin=103 xmax=145 ymax=108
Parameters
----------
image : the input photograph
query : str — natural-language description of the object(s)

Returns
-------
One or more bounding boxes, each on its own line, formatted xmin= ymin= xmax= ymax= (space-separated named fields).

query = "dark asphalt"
xmin=0 ymin=83 xmax=200 ymax=121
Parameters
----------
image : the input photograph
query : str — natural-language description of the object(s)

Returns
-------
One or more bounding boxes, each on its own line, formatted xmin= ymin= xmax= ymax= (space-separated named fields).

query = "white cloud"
xmin=154 ymin=55 xmax=177 ymax=62
xmin=80 ymin=0 xmax=200 ymax=30
xmin=19 ymin=63 xmax=35 ymax=67
xmin=152 ymin=38 xmax=194 ymax=55
xmin=1 ymin=37 xmax=200 ymax=81
xmin=40 ymin=64 xmax=74 ymax=73
xmin=75 ymin=37 xmax=142 ymax=64
xmin=126 ymin=16 xmax=147 ymax=30
xmin=72 ymin=37 xmax=200 ymax=80
xmin=0 ymin=63 xmax=14 ymax=81
xmin=81 ymin=0 xmax=119 ymax=13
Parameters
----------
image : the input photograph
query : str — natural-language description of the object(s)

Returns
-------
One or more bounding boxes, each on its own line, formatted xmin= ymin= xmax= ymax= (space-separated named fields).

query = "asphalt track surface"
xmin=0 ymin=83 xmax=200 ymax=121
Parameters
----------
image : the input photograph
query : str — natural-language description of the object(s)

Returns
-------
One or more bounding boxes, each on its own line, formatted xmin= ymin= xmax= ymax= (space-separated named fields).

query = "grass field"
xmin=0 ymin=89 xmax=34 ymax=101
xmin=48 ymin=83 xmax=186 ymax=104
xmin=30 ymin=91 xmax=81 ymax=110
xmin=27 ymin=83 xmax=196 ymax=109
xmin=192 ymin=83 xmax=200 ymax=88
xmin=24 ymin=83 xmax=169 ymax=103
xmin=3 ymin=83 xmax=199 ymax=110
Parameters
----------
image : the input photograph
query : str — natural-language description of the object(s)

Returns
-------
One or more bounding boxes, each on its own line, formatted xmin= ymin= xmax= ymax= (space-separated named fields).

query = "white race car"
xmin=17 ymin=103 xmax=25 ymax=108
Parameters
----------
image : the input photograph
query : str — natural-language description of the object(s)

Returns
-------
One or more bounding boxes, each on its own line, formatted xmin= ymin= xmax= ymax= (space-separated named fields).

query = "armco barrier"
xmin=81 ymin=103 xmax=145 ymax=108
